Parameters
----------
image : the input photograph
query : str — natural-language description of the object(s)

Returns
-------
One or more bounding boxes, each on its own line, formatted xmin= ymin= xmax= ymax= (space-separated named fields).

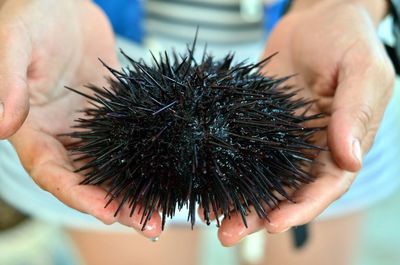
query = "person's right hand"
xmin=0 ymin=0 xmax=162 ymax=237
xmin=215 ymin=0 xmax=395 ymax=246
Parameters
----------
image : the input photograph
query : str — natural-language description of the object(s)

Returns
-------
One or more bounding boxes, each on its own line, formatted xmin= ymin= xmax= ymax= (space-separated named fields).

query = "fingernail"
xmin=0 ymin=102 xmax=4 ymax=120
xmin=142 ymin=221 xmax=157 ymax=233
xmin=267 ymin=222 xmax=291 ymax=234
xmin=352 ymin=139 xmax=362 ymax=164
xmin=219 ymin=224 xmax=248 ymax=244
xmin=279 ymin=226 xmax=291 ymax=233
xmin=137 ymin=219 xmax=162 ymax=239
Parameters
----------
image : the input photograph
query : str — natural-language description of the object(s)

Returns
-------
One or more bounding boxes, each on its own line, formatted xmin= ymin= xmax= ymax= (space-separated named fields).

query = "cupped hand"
xmin=216 ymin=1 xmax=395 ymax=246
xmin=0 ymin=0 xmax=161 ymax=237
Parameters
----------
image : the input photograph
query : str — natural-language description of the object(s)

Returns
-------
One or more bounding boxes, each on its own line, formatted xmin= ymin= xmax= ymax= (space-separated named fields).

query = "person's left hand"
xmin=215 ymin=0 xmax=395 ymax=246
xmin=3 ymin=0 xmax=162 ymax=237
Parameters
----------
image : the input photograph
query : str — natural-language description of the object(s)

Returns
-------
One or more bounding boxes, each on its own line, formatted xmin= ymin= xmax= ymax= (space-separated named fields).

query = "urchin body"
xmin=66 ymin=44 xmax=323 ymax=229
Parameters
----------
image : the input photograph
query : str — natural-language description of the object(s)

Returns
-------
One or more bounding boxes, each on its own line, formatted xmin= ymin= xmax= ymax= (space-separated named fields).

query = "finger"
xmin=37 ymin=156 xmax=162 ymax=237
xmin=264 ymin=151 xmax=355 ymax=233
xmin=118 ymin=204 xmax=162 ymax=238
xmin=0 ymin=22 xmax=32 ymax=138
xmin=10 ymin=127 xmax=121 ymax=223
xmin=328 ymin=53 xmax=394 ymax=172
xmin=218 ymin=209 xmax=265 ymax=247
xmin=33 ymin=162 xmax=121 ymax=225
xmin=10 ymin=127 xmax=162 ymax=235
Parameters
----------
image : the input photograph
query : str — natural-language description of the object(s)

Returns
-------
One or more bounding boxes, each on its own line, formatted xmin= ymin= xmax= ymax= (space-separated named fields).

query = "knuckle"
xmin=383 ymin=63 xmax=396 ymax=83
xmin=376 ymin=61 xmax=396 ymax=90
xmin=352 ymin=45 xmax=395 ymax=99
xmin=29 ymin=164 xmax=51 ymax=192
xmin=358 ymin=104 xmax=373 ymax=125
xmin=382 ymin=64 xmax=396 ymax=98
xmin=317 ymin=171 xmax=354 ymax=202
xmin=351 ymin=103 xmax=373 ymax=136
xmin=0 ymin=114 xmax=28 ymax=139
xmin=334 ymin=174 xmax=355 ymax=201
xmin=0 ymin=126 xmax=18 ymax=139
xmin=339 ymin=175 xmax=352 ymax=195
xmin=370 ymin=53 xmax=396 ymax=99
xmin=29 ymin=161 xmax=63 ymax=196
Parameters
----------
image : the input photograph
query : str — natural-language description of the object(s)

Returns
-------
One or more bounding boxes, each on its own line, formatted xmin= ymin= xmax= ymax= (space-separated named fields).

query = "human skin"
xmin=0 ymin=0 xmax=162 ymax=237
xmin=216 ymin=0 xmax=395 ymax=246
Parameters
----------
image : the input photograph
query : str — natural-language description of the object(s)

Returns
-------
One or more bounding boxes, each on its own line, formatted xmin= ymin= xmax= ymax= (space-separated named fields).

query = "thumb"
xmin=0 ymin=25 xmax=32 ymax=139
xmin=327 ymin=69 xmax=393 ymax=172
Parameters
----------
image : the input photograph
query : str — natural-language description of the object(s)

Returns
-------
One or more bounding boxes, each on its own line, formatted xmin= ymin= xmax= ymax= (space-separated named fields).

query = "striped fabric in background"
xmin=145 ymin=0 xmax=263 ymax=44
xmin=94 ymin=0 xmax=288 ymax=43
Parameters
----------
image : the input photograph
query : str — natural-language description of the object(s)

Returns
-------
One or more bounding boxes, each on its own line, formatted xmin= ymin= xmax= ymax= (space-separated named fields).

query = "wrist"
xmin=350 ymin=0 xmax=389 ymax=25
xmin=287 ymin=0 xmax=389 ymax=25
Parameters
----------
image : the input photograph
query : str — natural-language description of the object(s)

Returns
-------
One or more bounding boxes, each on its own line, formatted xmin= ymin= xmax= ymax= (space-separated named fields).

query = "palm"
xmin=9 ymin=1 xmax=162 ymax=236
xmin=25 ymin=1 xmax=118 ymax=135
xmin=218 ymin=3 xmax=394 ymax=245
xmin=260 ymin=14 xmax=342 ymax=226
xmin=16 ymin=0 xmax=117 ymax=172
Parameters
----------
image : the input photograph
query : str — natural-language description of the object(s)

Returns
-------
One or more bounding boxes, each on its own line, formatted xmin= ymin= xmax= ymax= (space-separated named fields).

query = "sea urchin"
xmin=66 ymin=41 xmax=323 ymax=230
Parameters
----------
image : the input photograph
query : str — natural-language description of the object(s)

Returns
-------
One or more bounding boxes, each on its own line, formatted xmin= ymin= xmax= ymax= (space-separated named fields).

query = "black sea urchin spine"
xmin=66 ymin=41 xmax=324 ymax=229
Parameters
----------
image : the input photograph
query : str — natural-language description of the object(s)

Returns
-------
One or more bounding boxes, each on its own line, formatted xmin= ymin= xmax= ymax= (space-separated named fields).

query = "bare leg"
xmin=68 ymin=227 xmax=201 ymax=265
xmin=241 ymin=212 xmax=364 ymax=265
xmin=68 ymin=212 xmax=363 ymax=265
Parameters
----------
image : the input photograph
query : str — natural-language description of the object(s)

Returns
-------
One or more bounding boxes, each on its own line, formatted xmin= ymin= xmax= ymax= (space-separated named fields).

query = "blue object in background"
xmin=94 ymin=0 xmax=288 ymax=42
xmin=94 ymin=0 xmax=144 ymax=43
xmin=263 ymin=0 xmax=288 ymax=33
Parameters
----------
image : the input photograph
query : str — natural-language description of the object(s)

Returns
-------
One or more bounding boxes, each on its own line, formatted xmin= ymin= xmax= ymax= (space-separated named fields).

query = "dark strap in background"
xmin=281 ymin=0 xmax=293 ymax=15
xmin=291 ymin=225 xmax=309 ymax=249
xmin=389 ymin=0 xmax=400 ymax=74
